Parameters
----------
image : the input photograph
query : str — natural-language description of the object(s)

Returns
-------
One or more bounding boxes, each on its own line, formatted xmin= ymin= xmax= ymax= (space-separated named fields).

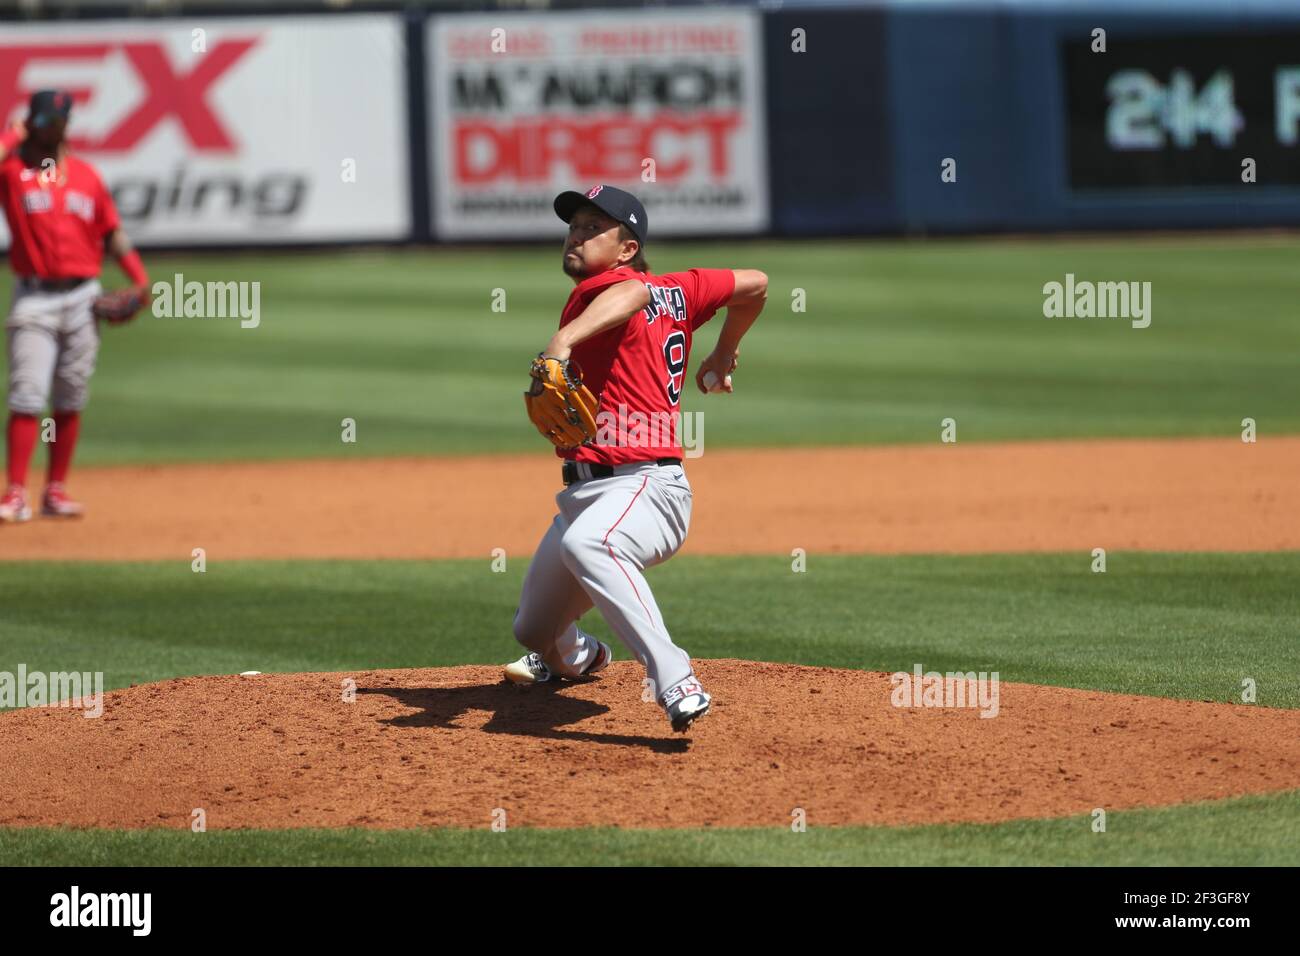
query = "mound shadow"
xmin=359 ymin=681 xmax=689 ymax=754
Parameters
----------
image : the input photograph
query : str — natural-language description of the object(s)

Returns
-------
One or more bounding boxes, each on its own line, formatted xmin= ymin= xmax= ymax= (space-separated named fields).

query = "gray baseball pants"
xmin=513 ymin=460 xmax=696 ymax=697
xmin=6 ymin=278 xmax=102 ymax=414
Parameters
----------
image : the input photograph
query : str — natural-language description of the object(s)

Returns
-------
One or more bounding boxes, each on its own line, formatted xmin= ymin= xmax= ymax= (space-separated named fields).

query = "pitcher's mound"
xmin=3 ymin=660 xmax=1298 ymax=830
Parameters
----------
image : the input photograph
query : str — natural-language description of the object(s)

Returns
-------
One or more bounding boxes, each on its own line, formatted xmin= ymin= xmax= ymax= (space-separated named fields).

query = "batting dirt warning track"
xmin=2 ymin=436 xmax=1298 ymax=830
xmin=1 ymin=436 xmax=1298 ymax=560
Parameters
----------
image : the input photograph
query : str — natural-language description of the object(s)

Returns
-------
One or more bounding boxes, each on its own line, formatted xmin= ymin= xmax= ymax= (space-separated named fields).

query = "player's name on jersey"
xmin=150 ymin=274 xmax=261 ymax=329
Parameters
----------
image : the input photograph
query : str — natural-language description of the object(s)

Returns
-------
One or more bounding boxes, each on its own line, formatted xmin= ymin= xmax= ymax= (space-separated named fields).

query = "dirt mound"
xmin=1 ymin=436 xmax=1298 ymax=561
xmin=2 ymin=660 xmax=1297 ymax=830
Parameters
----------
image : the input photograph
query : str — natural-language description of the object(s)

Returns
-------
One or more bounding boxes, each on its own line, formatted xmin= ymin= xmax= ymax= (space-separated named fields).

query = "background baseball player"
xmin=507 ymin=184 xmax=768 ymax=733
xmin=0 ymin=90 xmax=149 ymax=524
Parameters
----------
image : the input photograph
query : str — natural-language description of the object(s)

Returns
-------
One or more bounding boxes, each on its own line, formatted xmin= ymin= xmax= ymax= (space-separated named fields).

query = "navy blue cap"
xmin=554 ymin=185 xmax=648 ymax=245
xmin=28 ymin=89 xmax=72 ymax=129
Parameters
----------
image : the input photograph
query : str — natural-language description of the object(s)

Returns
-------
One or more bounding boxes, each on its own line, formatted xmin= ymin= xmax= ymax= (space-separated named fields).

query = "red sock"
xmin=47 ymin=410 xmax=81 ymax=486
xmin=6 ymin=412 xmax=39 ymax=488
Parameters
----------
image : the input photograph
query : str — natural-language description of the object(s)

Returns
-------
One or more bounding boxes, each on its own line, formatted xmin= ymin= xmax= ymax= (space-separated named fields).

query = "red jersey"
xmin=0 ymin=151 xmax=120 ymax=279
xmin=559 ymin=265 xmax=736 ymax=465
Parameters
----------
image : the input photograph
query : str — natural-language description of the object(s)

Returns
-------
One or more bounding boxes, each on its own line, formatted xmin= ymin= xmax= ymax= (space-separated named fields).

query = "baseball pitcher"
xmin=506 ymin=184 xmax=768 ymax=733
xmin=0 ymin=90 xmax=148 ymax=523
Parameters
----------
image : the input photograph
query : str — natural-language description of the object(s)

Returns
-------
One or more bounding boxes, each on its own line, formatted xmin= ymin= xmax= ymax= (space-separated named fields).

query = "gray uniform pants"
xmin=6 ymin=278 xmax=102 ymax=414
xmin=513 ymin=461 xmax=696 ymax=697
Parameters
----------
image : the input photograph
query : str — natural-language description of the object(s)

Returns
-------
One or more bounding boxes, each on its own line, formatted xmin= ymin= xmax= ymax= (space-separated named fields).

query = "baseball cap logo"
xmin=586 ymin=185 xmax=604 ymax=199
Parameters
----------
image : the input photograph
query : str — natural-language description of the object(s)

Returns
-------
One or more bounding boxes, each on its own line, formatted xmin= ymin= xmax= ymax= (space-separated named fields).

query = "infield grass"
xmin=2 ymin=552 xmax=1297 ymax=708
xmin=1 ymin=790 xmax=1296 ymax=866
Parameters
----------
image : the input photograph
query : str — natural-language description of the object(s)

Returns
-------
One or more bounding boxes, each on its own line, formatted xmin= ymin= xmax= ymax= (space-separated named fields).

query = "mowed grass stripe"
xmin=1 ymin=553 xmax=1296 ymax=708
xmin=18 ymin=237 xmax=1299 ymax=465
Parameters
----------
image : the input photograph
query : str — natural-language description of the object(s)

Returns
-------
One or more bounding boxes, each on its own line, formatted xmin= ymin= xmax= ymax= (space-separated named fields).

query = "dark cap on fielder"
xmin=28 ymin=89 xmax=73 ymax=128
xmin=554 ymin=185 xmax=648 ymax=245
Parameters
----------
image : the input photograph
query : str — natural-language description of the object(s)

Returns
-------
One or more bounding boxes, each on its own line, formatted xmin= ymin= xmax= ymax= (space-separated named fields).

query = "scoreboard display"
xmin=1065 ymin=33 xmax=1300 ymax=188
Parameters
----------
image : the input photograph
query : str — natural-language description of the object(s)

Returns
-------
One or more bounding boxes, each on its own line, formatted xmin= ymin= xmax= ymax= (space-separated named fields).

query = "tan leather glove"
xmin=524 ymin=354 xmax=599 ymax=450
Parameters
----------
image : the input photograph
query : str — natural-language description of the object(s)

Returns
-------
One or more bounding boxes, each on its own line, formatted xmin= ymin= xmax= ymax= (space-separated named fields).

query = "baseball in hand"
xmin=702 ymin=370 xmax=732 ymax=393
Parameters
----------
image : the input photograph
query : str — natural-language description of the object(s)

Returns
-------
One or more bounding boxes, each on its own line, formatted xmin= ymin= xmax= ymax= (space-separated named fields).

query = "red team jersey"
xmin=0 ymin=152 xmax=120 ymax=279
xmin=559 ymin=265 xmax=736 ymax=465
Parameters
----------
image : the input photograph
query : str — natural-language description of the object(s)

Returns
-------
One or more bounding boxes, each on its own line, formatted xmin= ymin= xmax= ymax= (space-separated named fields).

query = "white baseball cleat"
xmin=660 ymin=675 xmax=711 ymax=733
xmin=41 ymin=483 xmax=84 ymax=518
xmin=503 ymin=641 xmax=611 ymax=685
xmin=504 ymin=651 xmax=553 ymax=685
xmin=0 ymin=484 xmax=32 ymax=523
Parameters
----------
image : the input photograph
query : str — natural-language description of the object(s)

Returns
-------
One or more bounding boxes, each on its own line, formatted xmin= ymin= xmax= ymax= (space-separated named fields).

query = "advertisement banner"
xmin=0 ymin=16 xmax=410 ymax=246
xmin=1065 ymin=32 xmax=1300 ymax=189
xmin=428 ymin=9 xmax=769 ymax=239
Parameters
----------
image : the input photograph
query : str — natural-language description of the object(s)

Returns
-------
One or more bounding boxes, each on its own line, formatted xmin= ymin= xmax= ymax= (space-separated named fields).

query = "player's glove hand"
xmin=92 ymin=287 xmax=145 ymax=326
xmin=524 ymin=353 xmax=600 ymax=449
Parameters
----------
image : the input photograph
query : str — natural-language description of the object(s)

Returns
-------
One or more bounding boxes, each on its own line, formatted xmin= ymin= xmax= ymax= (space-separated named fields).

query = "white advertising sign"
xmin=429 ymin=10 xmax=769 ymax=239
xmin=0 ymin=16 xmax=409 ymax=246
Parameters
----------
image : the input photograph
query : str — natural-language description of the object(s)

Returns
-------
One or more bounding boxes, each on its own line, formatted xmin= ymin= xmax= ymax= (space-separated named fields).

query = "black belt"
xmin=20 ymin=276 xmax=92 ymax=292
xmin=563 ymin=457 xmax=682 ymax=486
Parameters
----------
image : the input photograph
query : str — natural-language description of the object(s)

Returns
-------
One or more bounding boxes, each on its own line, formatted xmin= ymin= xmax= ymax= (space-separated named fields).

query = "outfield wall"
xmin=1 ymin=0 xmax=1297 ymax=247
xmin=877 ymin=1 xmax=1300 ymax=235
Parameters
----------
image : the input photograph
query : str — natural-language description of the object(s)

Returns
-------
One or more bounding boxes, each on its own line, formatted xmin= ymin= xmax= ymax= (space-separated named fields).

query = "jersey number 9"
xmin=662 ymin=330 xmax=686 ymax=406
